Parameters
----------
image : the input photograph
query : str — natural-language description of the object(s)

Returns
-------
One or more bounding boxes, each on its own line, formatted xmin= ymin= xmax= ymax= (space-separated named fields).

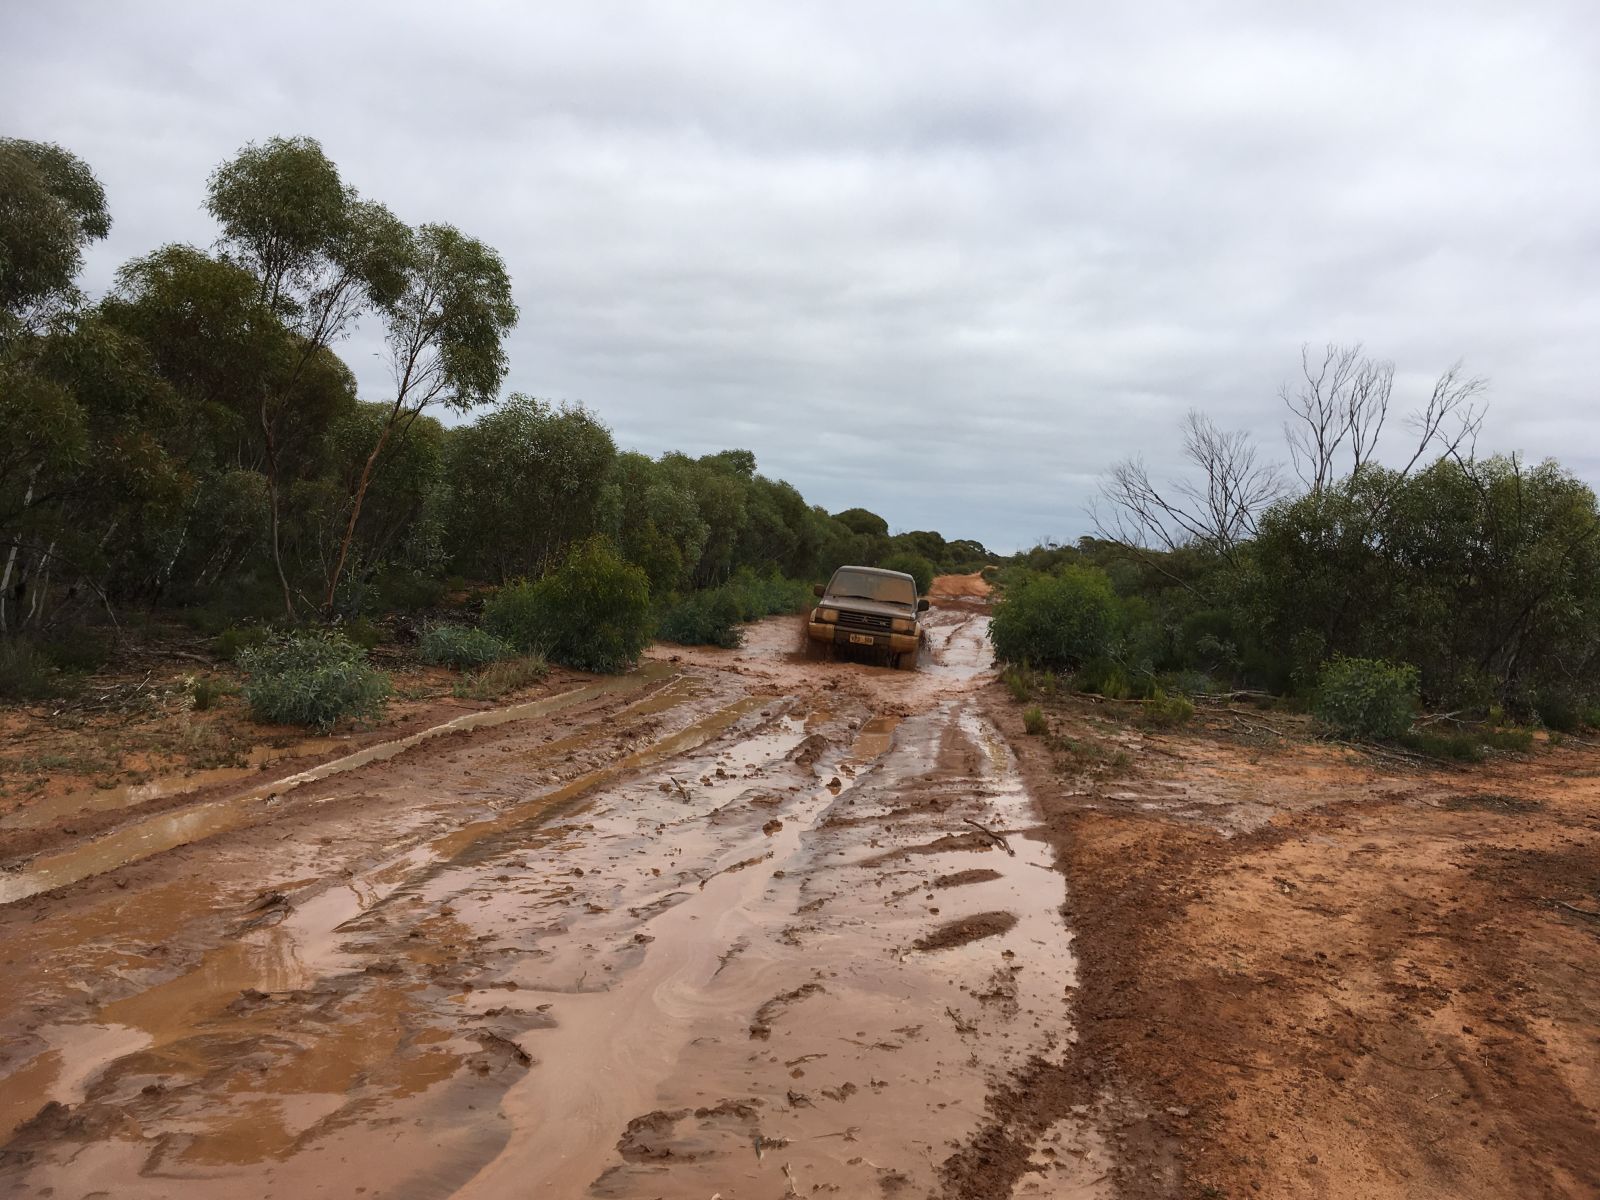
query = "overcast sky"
xmin=8 ymin=2 xmax=1599 ymax=551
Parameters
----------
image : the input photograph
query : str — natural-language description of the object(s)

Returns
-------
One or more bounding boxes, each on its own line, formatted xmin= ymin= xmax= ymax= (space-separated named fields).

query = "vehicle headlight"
xmin=891 ymin=617 xmax=914 ymax=633
xmin=815 ymin=608 xmax=838 ymax=623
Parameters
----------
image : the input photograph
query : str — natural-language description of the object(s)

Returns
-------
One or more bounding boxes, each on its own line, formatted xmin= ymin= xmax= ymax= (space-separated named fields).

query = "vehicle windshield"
xmin=826 ymin=569 xmax=916 ymax=607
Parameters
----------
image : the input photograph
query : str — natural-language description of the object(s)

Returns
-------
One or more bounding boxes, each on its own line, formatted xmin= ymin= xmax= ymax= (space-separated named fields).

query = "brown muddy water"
xmin=0 ymin=609 xmax=1105 ymax=1198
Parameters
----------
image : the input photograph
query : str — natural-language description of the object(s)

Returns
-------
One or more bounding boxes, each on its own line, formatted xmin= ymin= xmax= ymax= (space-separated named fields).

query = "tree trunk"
xmin=0 ymin=473 xmax=36 ymax=634
xmin=260 ymin=407 xmax=296 ymax=621
xmin=324 ymin=416 xmax=396 ymax=614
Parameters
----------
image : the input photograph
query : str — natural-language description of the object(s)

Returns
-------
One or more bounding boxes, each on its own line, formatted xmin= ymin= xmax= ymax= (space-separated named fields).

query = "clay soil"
xmin=0 ymin=574 xmax=1596 ymax=1198
xmin=987 ymin=689 xmax=1600 ymax=1199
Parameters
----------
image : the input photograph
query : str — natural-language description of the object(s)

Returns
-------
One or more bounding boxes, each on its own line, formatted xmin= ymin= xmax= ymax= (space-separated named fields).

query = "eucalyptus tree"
xmin=206 ymin=136 xmax=409 ymax=615
xmin=0 ymin=138 xmax=110 ymax=338
xmin=324 ymin=222 xmax=517 ymax=611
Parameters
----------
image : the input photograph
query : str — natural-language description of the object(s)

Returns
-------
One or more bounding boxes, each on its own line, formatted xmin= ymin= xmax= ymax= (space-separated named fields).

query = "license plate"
xmin=848 ymin=633 xmax=875 ymax=646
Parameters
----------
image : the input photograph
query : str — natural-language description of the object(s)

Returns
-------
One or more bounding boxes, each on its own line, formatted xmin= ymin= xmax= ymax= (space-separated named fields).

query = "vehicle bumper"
xmin=807 ymin=622 xmax=919 ymax=654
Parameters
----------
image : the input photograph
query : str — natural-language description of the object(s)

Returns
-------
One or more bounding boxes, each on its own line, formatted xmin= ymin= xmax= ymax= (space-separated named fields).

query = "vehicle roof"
xmin=829 ymin=565 xmax=916 ymax=583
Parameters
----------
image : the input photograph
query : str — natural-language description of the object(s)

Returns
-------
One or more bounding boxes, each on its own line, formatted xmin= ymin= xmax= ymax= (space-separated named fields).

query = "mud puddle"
xmin=450 ymin=702 xmax=1099 ymax=1198
xmin=0 ymin=664 xmax=678 ymax=905
xmin=0 ymin=607 xmax=1105 ymax=1198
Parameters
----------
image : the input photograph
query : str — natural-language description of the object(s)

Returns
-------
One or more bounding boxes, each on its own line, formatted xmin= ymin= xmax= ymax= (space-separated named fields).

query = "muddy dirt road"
xmin=0 ymin=591 xmax=1106 ymax=1197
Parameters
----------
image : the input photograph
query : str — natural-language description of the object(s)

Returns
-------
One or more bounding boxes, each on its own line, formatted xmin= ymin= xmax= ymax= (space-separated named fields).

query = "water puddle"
xmin=448 ymin=701 xmax=1092 ymax=1198
xmin=0 ymin=664 xmax=678 ymax=905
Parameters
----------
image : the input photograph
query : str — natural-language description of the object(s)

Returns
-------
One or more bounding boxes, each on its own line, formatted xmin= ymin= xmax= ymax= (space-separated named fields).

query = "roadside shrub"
xmin=1001 ymin=665 xmax=1032 ymax=702
xmin=188 ymin=674 xmax=233 ymax=711
xmin=658 ymin=588 xmax=744 ymax=648
xmin=214 ymin=624 xmax=270 ymax=662
xmin=372 ymin=567 xmax=448 ymax=613
xmin=879 ymin=552 xmax=934 ymax=596
xmin=989 ymin=566 xmax=1121 ymax=672
xmin=238 ymin=632 xmax=392 ymax=732
xmin=0 ymin=639 xmax=57 ymax=701
xmin=1072 ymin=655 xmax=1152 ymax=701
xmin=41 ymin=631 xmax=112 ymax=673
xmin=1535 ymin=690 xmax=1584 ymax=733
xmin=340 ymin=615 xmax=382 ymax=650
xmin=485 ymin=537 xmax=651 ymax=673
xmin=1022 ymin=705 xmax=1047 ymax=735
xmin=418 ymin=622 xmax=512 ymax=670
xmin=454 ymin=654 xmax=549 ymax=701
xmin=1143 ymin=688 xmax=1196 ymax=728
xmin=725 ymin=569 xmax=813 ymax=620
xmin=1312 ymin=656 xmax=1419 ymax=738
xmin=1478 ymin=727 xmax=1535 ymax=753
xmin=1398 ymin=728 xmax=1486 ymax=762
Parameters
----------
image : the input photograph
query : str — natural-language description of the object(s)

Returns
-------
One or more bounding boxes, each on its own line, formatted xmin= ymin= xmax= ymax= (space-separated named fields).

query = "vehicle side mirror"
xmin=917 ymin=598 xmax=930 ymax=612
xmin=812 ymin=583 xmax=825 ymax=598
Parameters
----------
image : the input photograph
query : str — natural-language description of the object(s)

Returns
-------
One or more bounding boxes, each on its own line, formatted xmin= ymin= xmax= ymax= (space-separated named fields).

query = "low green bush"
xmin=418 ymin=623 xmax=512 ymax=670
xmin=1022 ymin=705 xmax=1047 ymax=735
xmin=214 ymin=624 xmax=271 ymax=662
xmin=341 ymin=615 xmax=382 ymax=650
xmin=1478 ymin=727 xmax=1535 ymax=753
xmin=238 ymin=632 xmax=392 ymax=732
xmin=0 ymin=639 xmax=58 ymax=701
xmin=1398 ymin=729 xmax=1485 ymax=762
xmin=1312 ymin=656 xmax=1419 ymax=738
xmin=1001 ymin=665 xmax=1032 ymax=702
xmin=485 ymin=537 xmax=651 ymax=673
xmin=371 ymin=567 xmax=448 ymax=613
xmin=989 ymin=566 xmax=1121 ymax=671
xmin=658 ymin=588 xmax=744 ymax=648
xmin=189 ymin=674 xmax=233 ymax=711
xmin=879 ymin=552 xmax=934 ymax=596
xmin=1143 ymin=688 xmax=1196 ymax=728
xmin=41 ymin=631 xmax=112 ymax=673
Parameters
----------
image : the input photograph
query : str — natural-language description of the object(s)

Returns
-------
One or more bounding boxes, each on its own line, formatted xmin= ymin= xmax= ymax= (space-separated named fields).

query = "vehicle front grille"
xmin=836 ymin=610 xmax=892 ymax=633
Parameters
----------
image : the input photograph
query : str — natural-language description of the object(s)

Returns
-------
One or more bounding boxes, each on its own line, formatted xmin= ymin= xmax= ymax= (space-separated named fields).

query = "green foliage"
xmin=189 ymin=674 xmax=233 ymax=711
xmin=1022 ymin=705 xmax=1047 ymax=735
xmin=484 ymin=537 xmax=651 ymax=673
xmin=658 ymin=588 xmax=744 ymax=648
xmin=453 ymin=654 xmax=549 ymax=700
xmin=0 ymin=138 xmax=110 ymax=325
xmin=1397 ymin=729 xmax=1486 ymax=762
xmin=214 ymin=624 xmax=271 ymax=662
xmin=1312 ymin=657 xmax=1419 ymax=738
xmin=1001 ymin=665 xmax=1033 ymax=702
xmin=340 ymin=615 xmax=382 ymax=650
xmin=447 ymin=396 xmax=616 ymax=580
xmin=418 ymin=622 xmax=512 ymax=670
xmin=1143 ymin=689 xmax=1196 ymax=728
xmin=0 ymin=640 xmax=59 ymax=700
xmin=40 ymin=630 xmax=112 ymax=673
xmin=990 ymin=565 xmax=1121 ymax=671
xmin=879 ymin=551 xmax=934 ymax=595
xmin=833 ymin=507 xmax=889 ymax=539
xmin=238 ymin=631 xmax=391 ymax=732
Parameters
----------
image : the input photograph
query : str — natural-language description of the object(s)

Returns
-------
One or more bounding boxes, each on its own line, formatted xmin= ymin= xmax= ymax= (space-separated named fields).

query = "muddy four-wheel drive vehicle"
xmin=806 ymin=565 xmax=929 ymax=669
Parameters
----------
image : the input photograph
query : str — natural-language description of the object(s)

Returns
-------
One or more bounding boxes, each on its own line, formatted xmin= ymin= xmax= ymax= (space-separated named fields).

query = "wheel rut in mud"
xmin=0 ymin=604 xmax=1108 ymax=1198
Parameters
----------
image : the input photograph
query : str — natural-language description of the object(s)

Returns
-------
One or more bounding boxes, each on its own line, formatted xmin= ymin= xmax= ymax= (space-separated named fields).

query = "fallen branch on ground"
xmin=962 ymin=817 xmax=1014 ymax=855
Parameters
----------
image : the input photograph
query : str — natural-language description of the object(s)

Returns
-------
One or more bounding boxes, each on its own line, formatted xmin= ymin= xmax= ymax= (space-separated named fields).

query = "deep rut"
xmin=0 ymin=608 xmax=1108 ymax=1198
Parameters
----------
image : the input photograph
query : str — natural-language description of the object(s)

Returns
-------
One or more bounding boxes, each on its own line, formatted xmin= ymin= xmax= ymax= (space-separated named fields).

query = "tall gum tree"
xmin=206 ymin=135 xmax=409 ymax=617
xmin=324 ymin=222 xmax=516 ymax=612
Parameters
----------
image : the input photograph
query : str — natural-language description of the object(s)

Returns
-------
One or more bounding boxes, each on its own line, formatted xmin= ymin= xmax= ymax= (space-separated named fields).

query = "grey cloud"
xmin=6 ymin=1 xmax=1598 ymax=549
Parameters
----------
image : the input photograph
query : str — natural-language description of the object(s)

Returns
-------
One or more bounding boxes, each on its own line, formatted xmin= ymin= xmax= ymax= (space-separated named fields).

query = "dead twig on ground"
xmin=1548 ymin=899 xmax=1600 ymax=920
xmin=961 ymin=817 xmax=1014 ymax=855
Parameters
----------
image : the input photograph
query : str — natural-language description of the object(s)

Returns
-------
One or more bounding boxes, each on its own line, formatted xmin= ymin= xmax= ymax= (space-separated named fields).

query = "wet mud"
xmin=0 ymin=595 xmax=1112 ymax=1198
